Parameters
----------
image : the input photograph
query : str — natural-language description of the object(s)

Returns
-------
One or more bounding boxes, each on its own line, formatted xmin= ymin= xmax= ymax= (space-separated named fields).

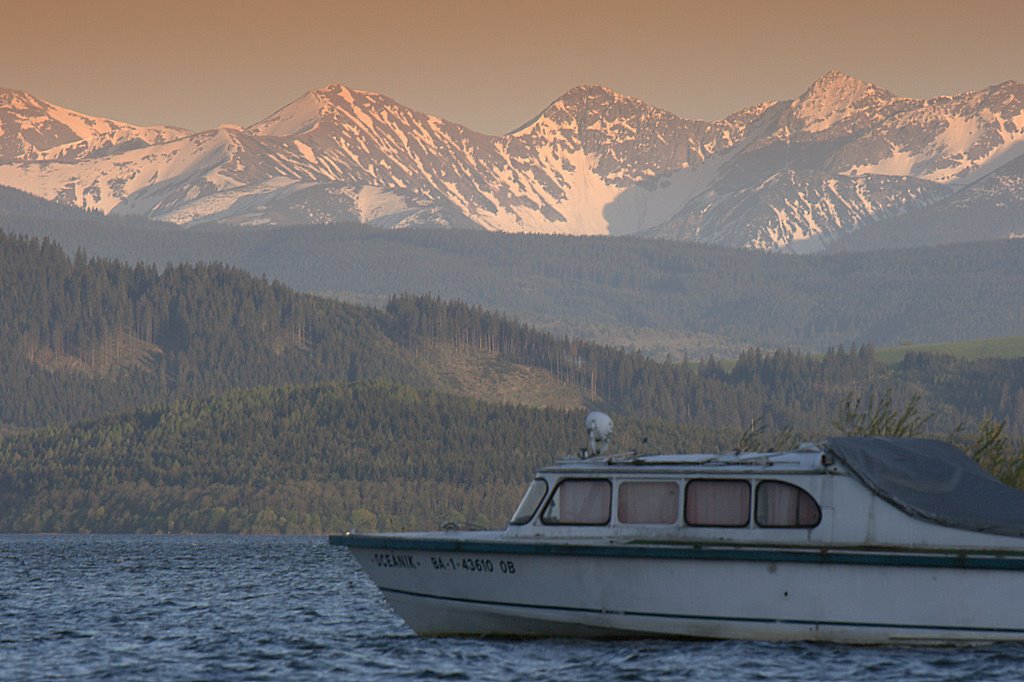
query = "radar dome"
xmin=584 ymin=411 xmax=614 ymax=457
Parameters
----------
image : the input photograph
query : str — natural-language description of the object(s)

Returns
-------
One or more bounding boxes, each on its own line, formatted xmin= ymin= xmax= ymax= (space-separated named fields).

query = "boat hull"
xmin=332 ymin=533 xmax=1024 ymax=643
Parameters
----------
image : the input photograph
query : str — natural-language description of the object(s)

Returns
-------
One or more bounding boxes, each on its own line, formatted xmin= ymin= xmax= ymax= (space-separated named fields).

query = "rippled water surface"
xmin=2 ymin=535 xmax=1023 ymax=680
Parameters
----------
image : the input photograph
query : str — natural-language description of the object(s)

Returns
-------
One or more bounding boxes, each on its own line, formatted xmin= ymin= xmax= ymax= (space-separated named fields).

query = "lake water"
xmin=2 ymin=535 xmax=1022 ymax=681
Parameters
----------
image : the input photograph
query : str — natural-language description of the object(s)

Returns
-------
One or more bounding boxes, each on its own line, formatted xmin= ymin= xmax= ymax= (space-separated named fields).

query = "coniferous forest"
xmin=1 ymin=230 xmax=1023 ymax=533
xmin=3 ymin=184 xmax=1023 ymax=356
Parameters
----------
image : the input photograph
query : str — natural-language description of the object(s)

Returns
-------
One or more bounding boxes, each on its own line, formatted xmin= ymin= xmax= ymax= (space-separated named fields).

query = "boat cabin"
xmin=503 ymin=438 xmax=1024 ymax=552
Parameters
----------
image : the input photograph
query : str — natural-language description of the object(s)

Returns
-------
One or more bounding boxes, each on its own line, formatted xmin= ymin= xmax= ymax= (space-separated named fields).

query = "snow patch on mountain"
xmin=353 ymin=185 xmax=410 ymax=222
xmin=247 ymin=90 xmax=326 ymax=137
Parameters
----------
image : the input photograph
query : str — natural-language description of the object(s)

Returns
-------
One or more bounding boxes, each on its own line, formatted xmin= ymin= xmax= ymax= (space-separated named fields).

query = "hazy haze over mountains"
xmin=0 ymin=72 xmax=1022 ymax=251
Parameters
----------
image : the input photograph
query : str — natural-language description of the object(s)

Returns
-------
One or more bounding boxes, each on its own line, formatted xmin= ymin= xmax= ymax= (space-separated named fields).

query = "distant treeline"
xmin=3 ymin=185 xmax=1023 ymax=352
xmin=2 ymin=230 xmax=1023 ymax=437
xmin=2 ymin=231 xmax=1023 ymax=437
xmin=383 ymin=295 xmax=1024 ymax=436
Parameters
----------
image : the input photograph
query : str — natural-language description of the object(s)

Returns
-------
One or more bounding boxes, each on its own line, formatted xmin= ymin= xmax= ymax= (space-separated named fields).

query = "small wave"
xmin=5 ymin=536 xmax=1024 ymax=681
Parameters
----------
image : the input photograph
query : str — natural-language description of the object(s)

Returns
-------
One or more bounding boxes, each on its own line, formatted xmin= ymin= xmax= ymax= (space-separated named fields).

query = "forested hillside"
xmin=3 ymin=231 xmax=1023 ymax=435
xmin=2 ymin=375 xmax=1021 ymax=534
xmin=2 ymin=232 xmax=1023 ymax=533
xmin=0 ymin=383 xmax=706 ymax=534
xmin=383 ymin=296 xmax=1024 ymax=436
xmin=3 ymin=187 xmax=1022 ymax=356
xmin=0 ymin=232 xmax=429 ymax=426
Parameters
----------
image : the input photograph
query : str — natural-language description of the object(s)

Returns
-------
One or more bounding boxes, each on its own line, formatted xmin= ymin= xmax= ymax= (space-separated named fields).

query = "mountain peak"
xmin=0 ymin=86 xmax=28 ymax=97
xmin=312 ymin=83 xmax=404 ymax=112
xmin=801 ymin=70 xmax=891 ymax=100
xmin=311 ymin=83 xmax=374 ymax=100
xmin=812 ymin=70 xmax=867 ymax=87
xmin=508 ymin=84 xmax=644 ymax=135
xmin=0 ymin=87 xmax=48 ymax=111
xmin=563 ymin=84 xmax=618 ymax=97
xmin=246 ymin=90 xmax=326 ymax=137
xmin=314 ymin=82 xmax=355 ymax=94
xmin=248 ymin=84 xmax=403 ymax=137
xmin=553 ymin=84 xmax=637 ymax=109
xmin=538 ymin=84 xmax=678 ymax=121
xmin=0 ymin=87 xmax=160 ymax=162
xmin=791 ymin=70 xmax=895 ymax=132
xmin=989 ymin=79 xmax=1024 ymax=98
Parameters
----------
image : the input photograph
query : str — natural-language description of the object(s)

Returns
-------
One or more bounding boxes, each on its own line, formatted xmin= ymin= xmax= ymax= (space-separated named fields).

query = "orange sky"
xmin=4 ymin=0 xmax=1024 ymax=134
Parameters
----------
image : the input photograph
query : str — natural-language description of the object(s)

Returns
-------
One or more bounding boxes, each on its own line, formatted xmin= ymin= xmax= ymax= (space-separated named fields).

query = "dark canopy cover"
xmin=824 ymin=437 xmax=1024 ymax=538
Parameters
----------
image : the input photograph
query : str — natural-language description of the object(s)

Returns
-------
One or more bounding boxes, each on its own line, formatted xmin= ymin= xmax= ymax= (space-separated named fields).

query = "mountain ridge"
xmin=2 ymin=190 xmax=1022 ymax=357
xmin=0 ymin=87 xmax=189 ymax=163
xmin=1 ymin=72 xmax=1022 ymax=250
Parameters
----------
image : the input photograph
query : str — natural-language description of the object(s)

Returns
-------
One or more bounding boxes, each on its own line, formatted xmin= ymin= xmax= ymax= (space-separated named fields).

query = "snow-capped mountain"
xmin=0 ymin=72 xmax=1022 ymax=250
xmin=644 ymin=72 xmax=1024 ymax=248
xmin=0 ymin=88 xmax=189 ymax=163
xmin=828 ymin=151 xmax=1024 ymax=251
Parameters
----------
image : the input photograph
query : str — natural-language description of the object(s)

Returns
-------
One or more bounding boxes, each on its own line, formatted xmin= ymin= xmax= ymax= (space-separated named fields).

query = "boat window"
xmin=541 ymin=479 xmax=612 ymax=525
xmin=684 ymin=480 xmax=751 ymax=527
xmin=755 ymin=481 xmax=822 ymax=528
xmin=618 ymin=481 xmax=679 ymax=524
xmin=509 ymin=479 xmax=549 ymax=525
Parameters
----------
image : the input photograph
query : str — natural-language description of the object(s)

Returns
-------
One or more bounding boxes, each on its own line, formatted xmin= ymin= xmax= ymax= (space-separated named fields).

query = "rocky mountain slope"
xmin=0 ymin=88 xmax=188 ymax=163
xmin=0 ymin=73 xmax=1022 ymax=250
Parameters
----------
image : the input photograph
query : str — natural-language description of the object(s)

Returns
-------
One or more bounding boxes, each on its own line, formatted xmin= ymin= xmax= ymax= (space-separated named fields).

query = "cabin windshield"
xmin=509 ymin=479 xmax=549 ymax=525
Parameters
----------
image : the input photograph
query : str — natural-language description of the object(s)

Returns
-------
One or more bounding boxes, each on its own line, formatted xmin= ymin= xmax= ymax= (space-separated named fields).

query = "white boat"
xmin=331 ymin=413 xmax=1024 ymax=643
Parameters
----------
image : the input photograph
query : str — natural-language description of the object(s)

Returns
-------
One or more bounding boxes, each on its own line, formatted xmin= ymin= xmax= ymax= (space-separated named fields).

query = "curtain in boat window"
xmin=542 ymin=479 xmax=611 ymax=525
xmin=618 ymin=481 xmax=679 ymax=524
xmin=755 ymin=481 xmax=821 ymax=528
xmin=684 ymin=480 xmax=751 ymax=527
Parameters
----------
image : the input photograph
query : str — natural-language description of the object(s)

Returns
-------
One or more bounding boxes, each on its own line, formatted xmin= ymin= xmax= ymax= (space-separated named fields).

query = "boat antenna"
xmin=583 ymin=411 xmax=614 ymax=457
